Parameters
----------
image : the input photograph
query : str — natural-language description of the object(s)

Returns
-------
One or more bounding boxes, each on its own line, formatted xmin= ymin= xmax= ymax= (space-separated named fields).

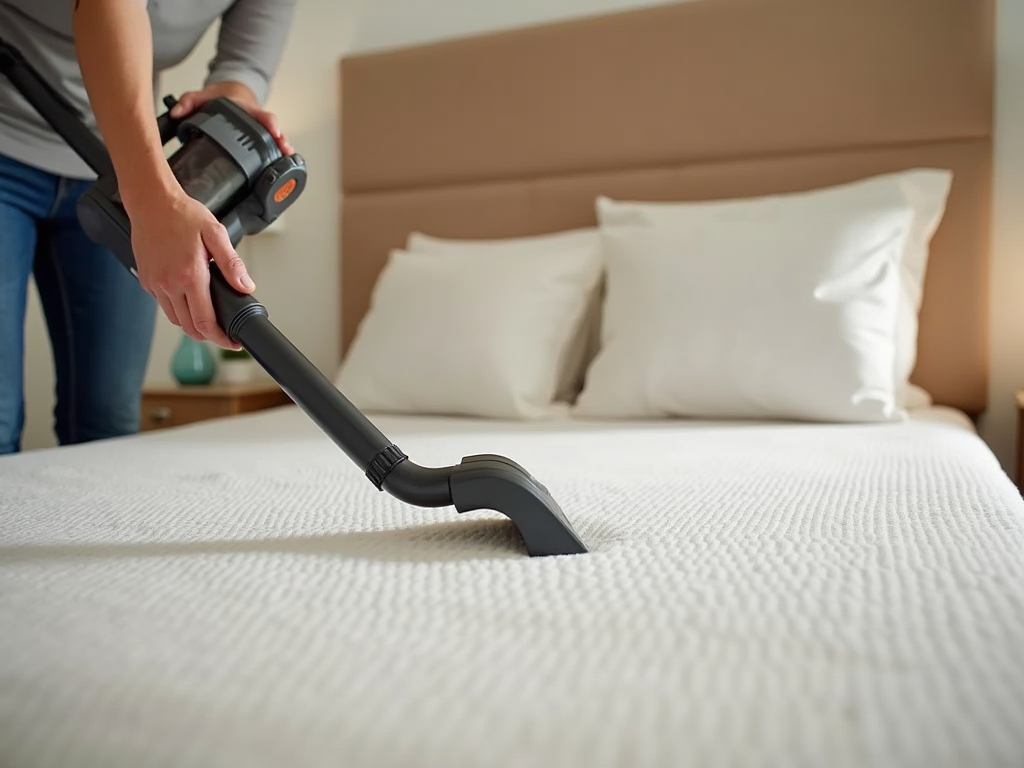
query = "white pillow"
xmin=405 ymin=228 xmax=603 ymax=403
xmin=595 ymin=169 xmax=952 ymax=406
xmin=334 ymin=243 xmax=603 ymax=420
xmin=573 ymin=203 xmax=915 ymax=423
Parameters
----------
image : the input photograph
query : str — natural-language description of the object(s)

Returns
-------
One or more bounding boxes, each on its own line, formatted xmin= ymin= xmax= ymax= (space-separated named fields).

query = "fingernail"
xmin=241 ymin=275 xmax=255 ymax=290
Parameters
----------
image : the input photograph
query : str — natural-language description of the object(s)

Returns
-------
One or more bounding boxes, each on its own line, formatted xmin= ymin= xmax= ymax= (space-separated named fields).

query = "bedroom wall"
xmin=984 ymin=0 xmax=1024 ymax=478
xmin=19 ymin=0 xmax=1024 ymax=481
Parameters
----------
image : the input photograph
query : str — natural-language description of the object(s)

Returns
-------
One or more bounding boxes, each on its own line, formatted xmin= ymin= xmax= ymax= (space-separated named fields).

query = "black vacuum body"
xmin=77 ymin=95 xmax=307 ymax=271
xmin=0 ymin=36 xmax=587 ymax=557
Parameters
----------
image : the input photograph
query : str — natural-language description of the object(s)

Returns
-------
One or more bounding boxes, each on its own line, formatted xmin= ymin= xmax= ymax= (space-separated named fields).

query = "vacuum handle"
xmin=156 ymin=95 xmax=184 ymax=146
xmin=0 ymin=35 xmax=113 ymax=178
xmin=208 ymin=263 xmax=266 ymax=343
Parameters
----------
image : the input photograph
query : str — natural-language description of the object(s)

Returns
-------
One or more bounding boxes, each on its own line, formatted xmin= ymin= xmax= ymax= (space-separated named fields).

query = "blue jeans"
xmin=0 ymin=153 xmax=155 ymax=454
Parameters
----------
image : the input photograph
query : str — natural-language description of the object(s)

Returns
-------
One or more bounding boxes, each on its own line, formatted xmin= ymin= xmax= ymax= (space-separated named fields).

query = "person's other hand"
xmin=128 ymin=186 xmax=252 ymax=350
xmin=170 ymin=82 xmax=294 ymax=155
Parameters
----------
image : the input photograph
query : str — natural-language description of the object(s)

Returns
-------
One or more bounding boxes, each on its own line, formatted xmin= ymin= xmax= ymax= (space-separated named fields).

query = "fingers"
xmin=198 ymin=220 xmax=250 ymax=349
xmin=157 ymin=272 xmax=237 ymax=350
xmin=171 ymin=90 xmax=294 ymax=155
xmin=138 ymin=272 xmax=184 ymax=334
xmin=184 ymin=275 xmax=236 ymax=350
xmin=131 ymin=186 xmax=250 ymax=350
xmin=202 ymin=220 xmax=255 ymax=294
xmin=153 ymin=290 xmax=181 ymax=331
xmin=143 ymin=237 xmax=241 ymax=349
xmin=252 ymin=108 xmax=294 ymax=155
xmin=155 ymin=284 xmax=237 ymax=350
xmin=169 ymin=292 xmax=199 ymax=341
xmin=169 ymin=91 xmax=205 ymax=119
xmin=254 ymin=108 xmax=282 ymax=138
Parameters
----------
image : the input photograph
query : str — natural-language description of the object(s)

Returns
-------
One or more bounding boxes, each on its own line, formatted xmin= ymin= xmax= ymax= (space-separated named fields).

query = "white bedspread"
xmin=1 ymin=405 xmax=1023 ymax=768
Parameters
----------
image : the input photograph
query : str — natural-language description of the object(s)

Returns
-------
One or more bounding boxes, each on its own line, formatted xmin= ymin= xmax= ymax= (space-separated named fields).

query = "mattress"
xmin=1 ymin=403 xmax=1023 ymax=768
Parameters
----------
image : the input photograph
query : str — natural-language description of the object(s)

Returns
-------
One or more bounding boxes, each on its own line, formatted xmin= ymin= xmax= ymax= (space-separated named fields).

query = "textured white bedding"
xmin=2 ymin=404 xmax=1023 ymax=768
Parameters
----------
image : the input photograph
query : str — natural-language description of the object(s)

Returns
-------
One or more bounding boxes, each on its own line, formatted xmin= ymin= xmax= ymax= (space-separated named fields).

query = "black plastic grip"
xmin=366 ymin=444 xmax=408 ymax=489
xmin=156 ymin=95 xmax=184 ymax=146
xmin=208 ymin=265 xmax=267 ymax=342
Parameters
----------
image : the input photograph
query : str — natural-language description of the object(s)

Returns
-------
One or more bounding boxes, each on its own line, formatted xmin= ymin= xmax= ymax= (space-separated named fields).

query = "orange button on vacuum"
xmin=274 ymin=178 xmax=297 ymax=203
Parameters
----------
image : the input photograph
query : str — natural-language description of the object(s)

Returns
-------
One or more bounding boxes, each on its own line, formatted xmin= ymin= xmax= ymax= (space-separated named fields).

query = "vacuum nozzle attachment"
xmin=231 ymin=317 xmax=589 ymax=558
xmin=0 ymin=33 xmax=587 ymax=560
xmin=449 ymin=454 xmax=588 ymax=557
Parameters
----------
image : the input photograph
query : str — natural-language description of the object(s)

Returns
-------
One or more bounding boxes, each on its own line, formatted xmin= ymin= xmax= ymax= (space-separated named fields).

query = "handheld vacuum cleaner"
xmin=0 ymin=37 xmax=588 ymax=558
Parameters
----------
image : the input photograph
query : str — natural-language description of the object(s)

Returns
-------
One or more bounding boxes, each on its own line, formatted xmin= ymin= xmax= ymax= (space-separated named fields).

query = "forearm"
xmin=72 ymin=0 xmax=178 ymax=215
xmin=205 ymin=0 xmax=297 ymax=106
xmin=187 ymin=80 xmax=259 ymax=110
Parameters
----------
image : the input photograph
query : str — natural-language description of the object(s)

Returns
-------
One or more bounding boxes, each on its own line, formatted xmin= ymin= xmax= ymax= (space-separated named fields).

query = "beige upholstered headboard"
xmin=339 ymin=0 xmax=994 ymax=415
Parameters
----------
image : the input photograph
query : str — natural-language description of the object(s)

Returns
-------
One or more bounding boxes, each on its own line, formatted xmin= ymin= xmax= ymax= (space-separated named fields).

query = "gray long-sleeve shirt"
xmin=0 ymin=0 xmax=296 ymax=179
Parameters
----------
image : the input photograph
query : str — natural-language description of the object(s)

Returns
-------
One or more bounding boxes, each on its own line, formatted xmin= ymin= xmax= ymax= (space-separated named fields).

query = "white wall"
xmin=21 ymin=0 xmax=1024 ymax=480
xmin=980 ymin=0 xmax=1024 ymax=477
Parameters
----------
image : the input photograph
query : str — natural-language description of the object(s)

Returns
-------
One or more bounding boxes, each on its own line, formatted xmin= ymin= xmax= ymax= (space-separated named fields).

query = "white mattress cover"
xmin=1 ymin=404 xmax=1023 ymax=768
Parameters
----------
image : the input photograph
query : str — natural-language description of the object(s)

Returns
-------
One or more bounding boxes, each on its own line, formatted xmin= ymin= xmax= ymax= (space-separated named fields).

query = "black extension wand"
xmin=0 ymin=36 xmax=588 ymax=557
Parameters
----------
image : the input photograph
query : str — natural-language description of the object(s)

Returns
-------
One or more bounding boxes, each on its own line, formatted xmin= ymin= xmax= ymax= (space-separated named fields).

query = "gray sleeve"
xmin=204 ymin=0 xmax=297 ymax=105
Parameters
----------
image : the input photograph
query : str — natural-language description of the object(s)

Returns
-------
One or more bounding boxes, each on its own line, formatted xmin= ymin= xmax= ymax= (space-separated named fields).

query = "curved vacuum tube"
xmin=0 ymin=33 xmax=588 ymax=557
xmin=212 ymin=269 xmax=588 ymax=557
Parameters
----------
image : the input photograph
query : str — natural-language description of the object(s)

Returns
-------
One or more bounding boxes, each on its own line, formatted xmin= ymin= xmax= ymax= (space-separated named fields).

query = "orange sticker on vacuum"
xmin=274 ymin=178 xmax=297 ymax=203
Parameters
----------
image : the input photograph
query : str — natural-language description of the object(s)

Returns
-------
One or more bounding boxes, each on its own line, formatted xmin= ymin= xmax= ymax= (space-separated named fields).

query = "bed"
xmin=3 ymin=1 xmax=1023 ymax=767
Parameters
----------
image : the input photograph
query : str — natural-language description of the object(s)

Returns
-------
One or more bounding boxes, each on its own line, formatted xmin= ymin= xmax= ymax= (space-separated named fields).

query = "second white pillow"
xmin=573 ymin=205 xmax=914 ymax=423
xmin=595 ymin=169 xmax=952 ymax=407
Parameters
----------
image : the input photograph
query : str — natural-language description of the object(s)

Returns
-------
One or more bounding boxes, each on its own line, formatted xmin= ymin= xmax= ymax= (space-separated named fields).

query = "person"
xmin=0 ymin=0 xmax=296 ymax=455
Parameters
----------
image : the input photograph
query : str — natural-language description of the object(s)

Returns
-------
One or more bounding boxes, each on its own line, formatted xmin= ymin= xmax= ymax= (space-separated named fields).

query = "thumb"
xmin=170 ymin=91 xmax=202 ymax=118
xmin=202 ymin=221 xmax=255 ymax=293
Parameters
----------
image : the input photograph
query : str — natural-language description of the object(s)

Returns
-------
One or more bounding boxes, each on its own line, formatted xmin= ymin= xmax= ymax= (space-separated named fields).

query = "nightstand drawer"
xmin=141 ymin=395 xmax=232 ymax=430
xmin=139 ymin=382 xmax=292 ymax=432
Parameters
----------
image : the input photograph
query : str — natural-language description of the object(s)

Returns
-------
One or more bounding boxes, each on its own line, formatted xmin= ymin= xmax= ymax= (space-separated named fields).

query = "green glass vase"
xmin=171 ymin=333 xmax=216 ymax=385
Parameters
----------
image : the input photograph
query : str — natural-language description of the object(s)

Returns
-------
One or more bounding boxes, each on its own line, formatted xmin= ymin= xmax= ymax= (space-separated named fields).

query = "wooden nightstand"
xmin=140 ymin=381 xmax=292 ymax=431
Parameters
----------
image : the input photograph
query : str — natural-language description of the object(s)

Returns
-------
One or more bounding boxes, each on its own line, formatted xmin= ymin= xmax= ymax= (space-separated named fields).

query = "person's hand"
xmin=71 ymin=5 xmax=282 ymax=350
xmin=170 ymin=81 xmax=294 ymax=155
xmin=123 ymin=81 xmax=292 ymax=350
xmin=127 ymin=186 xmax=253 ymax=350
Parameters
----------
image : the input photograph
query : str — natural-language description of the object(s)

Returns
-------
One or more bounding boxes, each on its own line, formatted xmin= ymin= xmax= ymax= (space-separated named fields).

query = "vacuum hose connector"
xmin=209 ymin=263 xmax=268 ymax=341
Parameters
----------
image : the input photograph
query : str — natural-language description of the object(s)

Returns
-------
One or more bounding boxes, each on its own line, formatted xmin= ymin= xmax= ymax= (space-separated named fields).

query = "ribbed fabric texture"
xmin=2 ymin=407 xmax=1022 ymax=768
